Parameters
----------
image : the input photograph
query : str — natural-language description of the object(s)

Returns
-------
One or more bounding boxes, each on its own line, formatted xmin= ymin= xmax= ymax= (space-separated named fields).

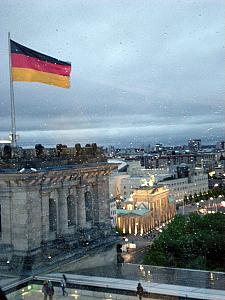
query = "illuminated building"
xmin=117 ymin=184 xmax=176 ymax=235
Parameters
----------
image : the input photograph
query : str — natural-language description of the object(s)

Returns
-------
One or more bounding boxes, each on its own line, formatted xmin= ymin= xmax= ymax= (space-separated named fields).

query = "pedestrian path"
xmin=34 ymin=273 xmax=225 ymax=300
xmin=7 ymin=286 xmax=153 ymax=300
xmin=4 ymin=272 xmax=225 ymax=300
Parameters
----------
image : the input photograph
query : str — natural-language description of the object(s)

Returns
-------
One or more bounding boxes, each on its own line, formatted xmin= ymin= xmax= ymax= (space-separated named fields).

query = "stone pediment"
xmin=137 ymin=202 xmax=148 ymax=210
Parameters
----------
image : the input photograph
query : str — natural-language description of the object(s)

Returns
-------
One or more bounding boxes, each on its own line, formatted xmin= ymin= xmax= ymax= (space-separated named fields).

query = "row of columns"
xmin=118 ymin=203 xmax=176 ymax=235
xmin=118 ymin=214 xmax=156 ymax=235
xmin=40 ymin=185 xmax=89 ymax=241
xmin=47 ymin=185 xmax=90 ymax=237
xmin=41 ymin=174 xmax=110 ymax=241
xmin=0 ymin=174 xmax=111 ymax=252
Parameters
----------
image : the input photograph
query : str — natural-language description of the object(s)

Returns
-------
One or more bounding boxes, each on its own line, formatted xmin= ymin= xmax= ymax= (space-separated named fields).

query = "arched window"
xmin=49 ymin=198 xmax=57 ymax=231
xmin=67 ymin=195 xmax=76 ymax=226
xmin=85 ymin=191 xmax=93 ymax=222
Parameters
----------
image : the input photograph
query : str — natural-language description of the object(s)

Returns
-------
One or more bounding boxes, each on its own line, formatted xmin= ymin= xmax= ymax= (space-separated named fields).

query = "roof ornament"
xmin=149 ymin=175 xmax=155 ymax=187
xmin=140 ymin=175 xmax=157 ymax=187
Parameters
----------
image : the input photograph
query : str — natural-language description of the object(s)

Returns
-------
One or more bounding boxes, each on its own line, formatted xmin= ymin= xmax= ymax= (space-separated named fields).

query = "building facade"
xmin=110 ymin=166 xmax=208 ymax=204
xmin=0 ymin=144 xmax=116 ymax=269
xmin=188 ymin=139 xmax=201 ymax=152
xmin=117 ymin=186 xmax=176 ymax=235
xmin=160 ymin=167 xmax=208 ymax=202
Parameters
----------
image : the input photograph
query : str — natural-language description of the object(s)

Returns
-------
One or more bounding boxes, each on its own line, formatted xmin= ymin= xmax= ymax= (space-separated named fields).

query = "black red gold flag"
xmin=10 ymin=40 xmax=71 ymax=88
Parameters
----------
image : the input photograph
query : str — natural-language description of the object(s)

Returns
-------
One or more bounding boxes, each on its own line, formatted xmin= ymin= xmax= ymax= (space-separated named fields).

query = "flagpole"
xmin=8 ymin=32 xmax=17 ymax=148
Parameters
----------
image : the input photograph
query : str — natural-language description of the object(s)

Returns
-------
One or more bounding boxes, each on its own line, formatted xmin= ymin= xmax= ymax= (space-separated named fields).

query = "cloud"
xmin=0 ymin=0 xmax=224 ymax=146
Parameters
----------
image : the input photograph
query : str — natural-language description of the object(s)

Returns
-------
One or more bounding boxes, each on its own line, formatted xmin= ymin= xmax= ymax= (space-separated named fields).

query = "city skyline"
xmin=0 ymin=0 xmax=224 ymax=147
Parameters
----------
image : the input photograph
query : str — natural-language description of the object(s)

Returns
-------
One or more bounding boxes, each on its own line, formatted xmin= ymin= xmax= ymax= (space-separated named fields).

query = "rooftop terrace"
xmin=2 ymin=267 xmax=225 ymax=300
xmin=0 ymin=143 xmax=107 ymax=170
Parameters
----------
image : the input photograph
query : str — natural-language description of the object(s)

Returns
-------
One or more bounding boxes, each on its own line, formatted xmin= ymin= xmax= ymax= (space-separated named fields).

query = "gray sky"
xmin=0 ymin=0 xmax=224 ymax=147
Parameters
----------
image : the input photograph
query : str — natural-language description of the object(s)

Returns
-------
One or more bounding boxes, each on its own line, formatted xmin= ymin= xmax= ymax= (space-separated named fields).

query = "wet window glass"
xmin=0 ymin=1 xmax=224 ymax=299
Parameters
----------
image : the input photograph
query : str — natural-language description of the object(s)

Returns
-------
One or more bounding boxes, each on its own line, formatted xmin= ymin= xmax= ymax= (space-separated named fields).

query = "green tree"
xmin=194 ymin=193 xmax=198 ymax=203
xmin=207 ymin=189 xmax=213 ymax=198
xmin=143 ymin=213 xmax=225 ymax=271
xmin=188 ymin=194 xmax=193 ymax=203
xmin=183 ymin=194 xmax=188 ymax=205
xmin=202 ymin=191 xmax=208 ymax=200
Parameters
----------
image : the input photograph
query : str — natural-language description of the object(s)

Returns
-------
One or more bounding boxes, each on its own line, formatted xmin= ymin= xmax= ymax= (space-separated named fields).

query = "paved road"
xmin=177 ymin=204 xmax=198 ymax=215
xmin=177 ymin=197 xmax=225 ymax=215
xmin=120 ymin=235 xmax=153 ymax=264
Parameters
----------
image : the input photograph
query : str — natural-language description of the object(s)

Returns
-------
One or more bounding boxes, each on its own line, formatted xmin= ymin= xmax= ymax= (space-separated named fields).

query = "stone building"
xmin=110 ymin=160 xmax=208 ymax=204
xmin=160 ymin=166 xmax=208 ymax=202
xmin=0 ymin=143 xmax=116 ymax=270
xmin=117 ymin=185 xmax=176 ymax=235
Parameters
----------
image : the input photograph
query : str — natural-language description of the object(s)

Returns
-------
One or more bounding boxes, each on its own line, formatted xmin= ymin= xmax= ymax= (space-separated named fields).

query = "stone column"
xmin=128 ymin=218 xmax=132 ymax=234
xmin=140 ymin=218 xmax=144 ymax=236
xmin=96 ymin=175 xmax=111 ymax=226
xmin=26 ymin=188 xmax=42 ymax=250
xmin=91 ymin=183 xmax=99 ymax=225
xmin=134 ymin=218 xmax=137 ymax=235
xmin=11 ymin=189 xmax=29 ymax=252
xmin=122 ymin=218 xmax=126 ymax=234
xmin=118 ymin=216 xmax=121 ymax=229
xmin=84 ymin=186 xmax=94 ymax=228
xmin=69 ymin=187 xmax=78 ymax=228
xmin=58 ymin=186 xmax=69 ymax=235
xmin=132 ymin=218 xmax=135 ymax=234
xmin=76 ymin=186 xmax=86 ymax=228
xmin=143 ymin=218 xmax=146 ymax=234
xmin=40 ymin=191 xmax=50 ymax=241
xmin=0 ymin=190 xmax=12 ymax=245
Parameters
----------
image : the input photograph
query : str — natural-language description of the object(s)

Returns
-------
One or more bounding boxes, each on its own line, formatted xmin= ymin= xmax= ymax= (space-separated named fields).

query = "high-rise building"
xmin=188 ymin=139 xmax=201 ymax=152
xmin=216 ymin=141 xmax=225 ymax=150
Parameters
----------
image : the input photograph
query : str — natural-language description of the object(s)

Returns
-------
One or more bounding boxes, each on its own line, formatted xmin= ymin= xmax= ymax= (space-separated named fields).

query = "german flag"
xmin=11 ymin=40 xmax=71 ymax=88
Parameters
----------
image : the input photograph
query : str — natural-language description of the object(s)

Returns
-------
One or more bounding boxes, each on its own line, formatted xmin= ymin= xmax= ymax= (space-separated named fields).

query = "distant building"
xmin=215 ymin=165 xmax=224 ymax=177
xmin=144 ymin=144 xmax=151 ymax=154
xmin=141 ymin=154 xmax=197 ymax=170
xmin=219 ymin=156 xmax=225 ymax=173
xmin=188 ymin=139 xmax=201 ymax=152
xmin=196 ymin=152 xmax=219 ymax=172
xmin=159 ymin=167 xmax=208 ymax=202
xmin=110 ymin=160 xmax=208 ymax=203
xmin=107 ymin=145 xmax=116 ymax=157
xmin=154 ymin=143 xmax=163 ymax=152
xmin=216 ymin=141 xmax=225 ymax=150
